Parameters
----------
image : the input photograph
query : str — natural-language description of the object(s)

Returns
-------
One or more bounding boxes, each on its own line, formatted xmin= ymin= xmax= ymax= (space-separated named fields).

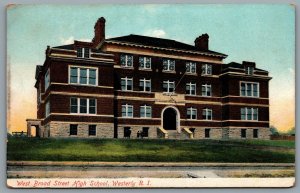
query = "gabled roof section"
xmin=53 ymin=44 xmax=74 ymax=50
xmin=106 ymin=34 xmax=227 ymax=58
xmin=52 ymin=44 xmax=105 ymax=53
xmin=225 ymin=62 xmax=268 ymax=72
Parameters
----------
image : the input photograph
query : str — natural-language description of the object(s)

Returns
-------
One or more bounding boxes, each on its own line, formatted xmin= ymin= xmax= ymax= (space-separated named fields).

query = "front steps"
xmin=157 ymin=127 xmax=193 ymax=139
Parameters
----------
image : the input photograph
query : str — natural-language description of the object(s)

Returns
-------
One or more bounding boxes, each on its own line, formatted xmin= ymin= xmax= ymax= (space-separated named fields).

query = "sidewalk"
xmin=7 ymin=161 xmax=295 ymax=168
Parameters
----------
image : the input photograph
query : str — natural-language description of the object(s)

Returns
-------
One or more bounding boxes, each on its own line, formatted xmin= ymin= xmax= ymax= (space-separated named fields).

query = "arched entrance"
xmin=161 ymin=106 xmax=180 ymax=132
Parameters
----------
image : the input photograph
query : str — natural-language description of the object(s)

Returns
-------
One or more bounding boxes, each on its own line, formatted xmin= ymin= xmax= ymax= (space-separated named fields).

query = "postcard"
xmin=6 ymin=4 xmax=295 ymax=188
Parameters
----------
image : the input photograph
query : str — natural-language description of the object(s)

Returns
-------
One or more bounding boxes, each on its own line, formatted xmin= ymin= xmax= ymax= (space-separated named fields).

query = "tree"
xmin=270 ymin=125 xmax=279 ymax=136
xmin=287 ymin=127 xmax=295 ymax=136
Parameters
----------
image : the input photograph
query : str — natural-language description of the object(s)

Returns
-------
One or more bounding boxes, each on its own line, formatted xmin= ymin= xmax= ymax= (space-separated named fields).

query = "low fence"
xmin=270 ymin=135 xmax=295 ymax=141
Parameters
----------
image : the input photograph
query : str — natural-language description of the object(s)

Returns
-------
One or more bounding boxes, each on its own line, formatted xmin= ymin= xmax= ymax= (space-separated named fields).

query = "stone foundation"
xmin=193 ymin=128 xmax=223 ymax=139
xmin=187 ymin=127 xmax=270 ymax=140
xmin=41 ymin=122 xmax=271 ymax=140
xmin=117 ymin=125 xmax=158 ymax=139
xmin=227 ymin=128 xmax=271 ymax=140
xmin=47 ymin=122 xmax=114 ymax=138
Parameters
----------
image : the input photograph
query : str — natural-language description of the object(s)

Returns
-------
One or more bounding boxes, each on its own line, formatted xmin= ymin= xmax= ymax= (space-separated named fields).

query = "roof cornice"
xmin=105 ymin=40 xmax=227 ymax=58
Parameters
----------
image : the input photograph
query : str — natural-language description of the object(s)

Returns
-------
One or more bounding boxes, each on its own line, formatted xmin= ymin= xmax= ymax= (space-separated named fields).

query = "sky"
xmin=7 ymin=4 xmax=295 ymax=133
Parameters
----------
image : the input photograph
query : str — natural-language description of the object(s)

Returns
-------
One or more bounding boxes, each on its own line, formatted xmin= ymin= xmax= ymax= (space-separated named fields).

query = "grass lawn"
xmin=7 ymin=138 xmax=295 ymax=163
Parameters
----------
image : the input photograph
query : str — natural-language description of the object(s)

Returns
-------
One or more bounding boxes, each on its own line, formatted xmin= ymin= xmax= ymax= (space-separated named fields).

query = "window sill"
xmin=162 ymin=70 xmax=176 ymax=74
xmin=240 ymin=96 xmax=260 ymax=98
xmin=70 ymin=113 xmax=97 ymax=116
xmin=120 ymin=66 xmax=134 ymax=69
xmin=186 ymin=72 xmax=197 ymax=76
xmin=69 ymin=83 xmax=98 ymax=87
xmin=201 ymin=74 xmax=213 ymax=76
xmin=163 ymin=92 xmax=176 ymax=96
xmin=139 ymin=68 xmax=152 ymax=71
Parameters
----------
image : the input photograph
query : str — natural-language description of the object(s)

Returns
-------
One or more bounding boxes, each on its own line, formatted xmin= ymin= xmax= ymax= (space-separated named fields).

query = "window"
xmin=121 ymin=77 xmax=133 ymax=91
xmin=186 ymin=82 xmax=196 ymax=95
xmin=142 ymin=127 xmax=149 ymax=137
xmin=124 ymin=127 xmax=131 ymax=138
xmin=163 ymin=80 xmax=175 ymax=93
xmin=253 ymin=129 xmax=258 ymax=138
xmin=241 ymin=129 xmax=246 ymax=138
xmin=45 ymin=101 xmax=50 ymax=117
xmin=245 ymin=66 xmax=254 ymax=75
xmin=139 ymin=56 xmax=151 ymax=69
xmin=139 ymin=78 xmax=151 ymax=92
xmin=241 ymin=107 xmax=258 ymax=121
xmin=240 ymin=82 xmax=259 ymax=97
xmin=186 ymin=62 xmax=196 ymax=73
xmin=89 ymin=125 xmax=96 ymax=136
xmin=70 ymin=124 xmax=78 ymax=135
xmin=202 ymin=108 xmax=212 ymax=120
xmin=122 ymin=104 xmax=133 ymax=118
xmin=69 ymin=67 xmax=97 ymax=86
xmin=201 ymin=64 xmax=212 ymax=75
xmin=45 ymin=69 xmax=50 ymax=90
xmin=70 ymin=98 xmax=96 ymax=114
xmin=140 ymin=105 xmax=152 ymax=118
xmin=77 ymin=47 xmax=90 ymax=58
xmin=205 ymin=128 xmax=210 ymax=138
xmin=120 ymin=54 xmax=133 ymax=67
xmin=163 ymin=59 xmax=175 ymax=71
xmin=201 ymin=84 xmax=212 ymax=96
xmin=187 ymin=107 xmax=197 ymax=120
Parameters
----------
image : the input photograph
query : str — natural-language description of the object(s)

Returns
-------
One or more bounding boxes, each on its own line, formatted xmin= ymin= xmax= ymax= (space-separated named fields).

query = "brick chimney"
xmin=194 ymin=34 xmax=209 ymax=51
xmin=92 ymin=17 xmax=106 ymax=47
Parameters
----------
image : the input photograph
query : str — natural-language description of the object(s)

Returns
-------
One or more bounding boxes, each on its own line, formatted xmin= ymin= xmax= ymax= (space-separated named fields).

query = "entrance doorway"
xmin=163 ymin=107 xmax=178 ymax=130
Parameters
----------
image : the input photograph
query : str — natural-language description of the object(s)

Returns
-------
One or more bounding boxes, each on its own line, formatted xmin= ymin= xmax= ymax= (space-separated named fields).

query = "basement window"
xmin=70 ymin=124 xmax=78 ymax=136
xmin=253 ymin=129 xmax=258 ymax=138
xmin=89 ymin=125 xmax=96 ymax=136
xmin=205 ymin=128 xmax=210 ymax=138
xmin=241 ymin=129 xmax=247 ymax=138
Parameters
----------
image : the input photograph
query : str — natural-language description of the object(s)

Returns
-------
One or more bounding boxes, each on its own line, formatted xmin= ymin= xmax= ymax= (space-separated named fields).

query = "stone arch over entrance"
xmin=161 ymin=106 xmax=180 ymax=133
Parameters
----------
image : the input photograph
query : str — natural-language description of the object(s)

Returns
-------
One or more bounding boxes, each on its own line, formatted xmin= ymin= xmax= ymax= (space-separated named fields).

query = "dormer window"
xmin=201 ymin=64 xmax=212 ymax=75
xmin=120 ymin=54 xmax=133 ymax=67
xmin=245 ymin=66 xmax=254 ymax=75
xmin=77 ymin=47 xmax=90 ymax=58
xmin=163 ymin=59 xmax=175 ymax=72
